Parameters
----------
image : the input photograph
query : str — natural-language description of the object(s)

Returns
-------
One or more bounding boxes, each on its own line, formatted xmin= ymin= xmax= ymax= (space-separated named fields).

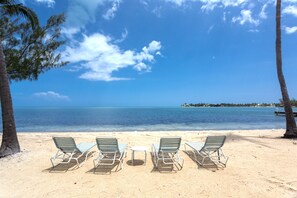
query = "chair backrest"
xmin=159 ymin=137 xmax=181 ymax=153
xmin=96 ymin=138 xmax=119 ymax=153
xmin=202 ymin=136 xmax=226 ymax=152
xmin=53 ymin=137 xmax=78 ymax=153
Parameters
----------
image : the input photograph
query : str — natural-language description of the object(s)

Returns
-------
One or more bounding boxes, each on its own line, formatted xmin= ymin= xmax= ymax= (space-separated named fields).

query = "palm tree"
xmin=0 ymin=0 xmax=39 ymax=157
xmin=276 ymin=0 xmax=297 ymax=138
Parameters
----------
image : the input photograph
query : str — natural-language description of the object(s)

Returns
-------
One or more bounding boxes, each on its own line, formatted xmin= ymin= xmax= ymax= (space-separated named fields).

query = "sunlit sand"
xmin=0 ymin=129 xmax=296 ymax=197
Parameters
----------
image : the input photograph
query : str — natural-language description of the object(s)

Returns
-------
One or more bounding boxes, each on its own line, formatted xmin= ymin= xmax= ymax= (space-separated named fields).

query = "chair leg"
xmin=76 ymin=159 xmax=80 ymax=167
xmin=151 ymin=145 xmax=158 ymax=168
xmin=50 ymin=157 xmax=56 ymax=168
xmin=93 ymin=159 xmax=97 ymax=173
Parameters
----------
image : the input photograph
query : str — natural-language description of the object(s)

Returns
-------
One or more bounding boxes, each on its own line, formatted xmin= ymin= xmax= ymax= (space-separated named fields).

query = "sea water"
xmin=4 ymin=107 xmax=289 ymax=132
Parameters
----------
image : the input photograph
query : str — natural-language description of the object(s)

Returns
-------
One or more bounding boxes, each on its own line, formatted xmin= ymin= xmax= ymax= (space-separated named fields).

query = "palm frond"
xmin=0 ymin=0 xmax=16 ymax=4
xmin=1 ymin=3 xmax=39 ymax=29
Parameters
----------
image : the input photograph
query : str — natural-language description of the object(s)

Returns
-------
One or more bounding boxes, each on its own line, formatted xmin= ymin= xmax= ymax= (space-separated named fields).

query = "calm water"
xmin=2 ymin=107 xmax=288 ymax=132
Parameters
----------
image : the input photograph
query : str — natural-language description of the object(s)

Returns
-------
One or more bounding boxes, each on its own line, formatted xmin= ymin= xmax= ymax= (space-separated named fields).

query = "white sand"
xmin=0 ymin=129 xmax=297 ymax=198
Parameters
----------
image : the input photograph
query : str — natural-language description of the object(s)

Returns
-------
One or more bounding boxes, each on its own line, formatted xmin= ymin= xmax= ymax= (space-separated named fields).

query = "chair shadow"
xmin=43 ymin=151 xmax=96 ymax=173
xmin=87 ymin=162 xmax=121 ymax=175
xmin=44 ymin=162 xmax=78 ymax=173
xmin=183 ymin=150 xmax=221 ymax=171
xmin=149 ymin=152 xmax=179 ymax=173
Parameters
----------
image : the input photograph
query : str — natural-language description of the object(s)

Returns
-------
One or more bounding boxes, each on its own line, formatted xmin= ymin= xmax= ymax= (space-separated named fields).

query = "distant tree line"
xmin=181 ymin=103 xmax=276 ymax=107
xmin=181 ymin=98 xmax=297 ymax=108
xmin=279 ymin=98 xmax=297 ymax=107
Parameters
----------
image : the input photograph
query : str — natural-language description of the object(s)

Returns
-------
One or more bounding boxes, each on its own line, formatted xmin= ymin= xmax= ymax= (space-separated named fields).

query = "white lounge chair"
xmin=93 ymin=137 xmax=127 ymax=172
xmin=152 ymin=137 xmax=184 ymax=171
xmin=50 ymin=137 xmax=95 ymax=168
xmin=184 ymin=135 xmax=228 ymax=168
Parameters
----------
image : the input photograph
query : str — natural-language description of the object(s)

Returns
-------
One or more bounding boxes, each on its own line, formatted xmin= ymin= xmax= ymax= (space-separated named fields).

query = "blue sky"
xmin=10 ymin=0 xmax=297 ymax=107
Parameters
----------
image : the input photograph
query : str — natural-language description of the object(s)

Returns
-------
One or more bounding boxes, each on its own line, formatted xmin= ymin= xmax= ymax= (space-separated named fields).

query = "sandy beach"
xmin=0 ymin=129 xmax=297 ymax=198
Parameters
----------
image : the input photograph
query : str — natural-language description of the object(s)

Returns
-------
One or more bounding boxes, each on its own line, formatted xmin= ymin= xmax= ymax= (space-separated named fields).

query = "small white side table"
xmin=131 ymin=146 xmax=148 ymax=166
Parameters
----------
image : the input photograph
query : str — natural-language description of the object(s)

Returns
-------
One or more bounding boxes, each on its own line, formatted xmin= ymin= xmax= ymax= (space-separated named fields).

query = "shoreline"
xmin=1 ymin=129 xmax=296 ymax=197
xmin=12 ymin=128 xmax=286 ymax=133
xmin=11 ymin=129 xmax=286 ymax=137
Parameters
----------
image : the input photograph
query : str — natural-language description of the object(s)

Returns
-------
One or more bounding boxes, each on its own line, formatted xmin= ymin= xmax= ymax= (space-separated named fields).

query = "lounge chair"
xmin=184 ymin=135 xmax=228 ymax=168
xmin=151 ymin=137 xmax=184 ymax=171
xmin=50 ymin=137 xmax=95 ymax=168
xmin=93 ymin=137 xmax=127 ymax=171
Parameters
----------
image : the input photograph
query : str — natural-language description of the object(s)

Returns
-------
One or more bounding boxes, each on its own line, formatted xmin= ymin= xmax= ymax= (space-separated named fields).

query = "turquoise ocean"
xmin=4 ymin=107 xmax=291 ymax=132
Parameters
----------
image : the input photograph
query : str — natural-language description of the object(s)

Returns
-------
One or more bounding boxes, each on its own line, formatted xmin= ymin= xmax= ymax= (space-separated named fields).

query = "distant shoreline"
xmin=181 ymin=103 xmax=280 ymax=108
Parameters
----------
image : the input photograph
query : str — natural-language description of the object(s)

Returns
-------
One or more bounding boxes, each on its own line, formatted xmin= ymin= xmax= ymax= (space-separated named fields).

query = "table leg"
xmin=132 ymin=150 xmax=134 ymax=166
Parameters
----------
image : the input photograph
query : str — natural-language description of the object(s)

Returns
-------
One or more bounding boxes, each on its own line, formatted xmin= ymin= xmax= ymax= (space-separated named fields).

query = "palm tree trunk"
xmin=0 ymin=38 xmax=20 ymax=157
xmin=276 ymin=0 xmax=297 ymax=138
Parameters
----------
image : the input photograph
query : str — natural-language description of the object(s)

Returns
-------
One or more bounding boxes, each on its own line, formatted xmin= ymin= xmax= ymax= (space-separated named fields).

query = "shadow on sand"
xmin=183 ymin=150 xmax=222 ymax=172
xmin=149 ymin=152 xmax=181 ymax=174
xmin=43 ymin=151 xmax=96 ymax=173
xmin=86 ymin=162 xmax=122 ymax=175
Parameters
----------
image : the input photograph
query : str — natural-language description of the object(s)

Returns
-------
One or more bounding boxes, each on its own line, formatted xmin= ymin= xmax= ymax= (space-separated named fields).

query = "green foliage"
xmin=279 ymin=98 xmax=297 ymax=107
xmin=291 ymin=98 xmax=297 ymax=107
xmin=181 ymin=103 xmax=277 ymax=107
xmin=0 ymin=0 xmax=16 ymax=4
xmin=1 ymin=0 xmax=39 ymax=29
xmin=0 ymin=13 xmax=68 ymax=81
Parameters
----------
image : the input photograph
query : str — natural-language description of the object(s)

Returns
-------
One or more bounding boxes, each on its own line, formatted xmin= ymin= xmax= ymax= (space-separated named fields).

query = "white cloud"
xmin=61 ymin=27 xmax=80 ymax=39
xmin=283 ymin=5 xmax=297 ymax=17
xmin=164 ymin=0 xmax=186 ymax=6
xmin=144 ymin=40 xmax=162 ymax=53
xmin=33 ymin=91 xmax=69 ymax=100
xmin=259 ymin=4 xmax=268 ymax=19
xmin=65 ymin=65 xmax=82 ymax=72
xmin=207 ymin=25 xmax=214 ymax=33
xmin=63 ymin=33 xmax=162 ymax=81
xmin=232 ymin=10 xmax=260 ymax=26
xmin=140 ymin=0 xmax=149 ymax=6
xmin=103 ymin=0 xmax=122 ymax=20
xmin=201 ymin=1 xmax=217 ymax=11
xmin=65 ymin=0 xmax=122 ymax=37
xmin=284 ymin=0 xmax=297 ymax=2
xmin=220 ymin=0 xmax=247 ymax=7
xmin=164 ymin=0 xmax=248 ymax=10
xmin=20 ymin=0 xmax=55 ymax=7
xmin=248 ymin=29 xmax=259 ymax=33
xmin=223 ymin=12 xmax=227 ymax=21
xmin=35 ymin=0 xmax=55 ymax=7
xmin=159 ymin=0 xmax=270 ymax=29
xmin=134 ymin=62 xmax=150 ymax=72
xmin=114 ymin=28 xmax=128 ymax=43
xmin=152 ymin=6 xmax=162 ymax=18
xmin=65 ymin=0 xmax=104 ymax=32
xmin=285 ymin=26 xmax=297 ymax=34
